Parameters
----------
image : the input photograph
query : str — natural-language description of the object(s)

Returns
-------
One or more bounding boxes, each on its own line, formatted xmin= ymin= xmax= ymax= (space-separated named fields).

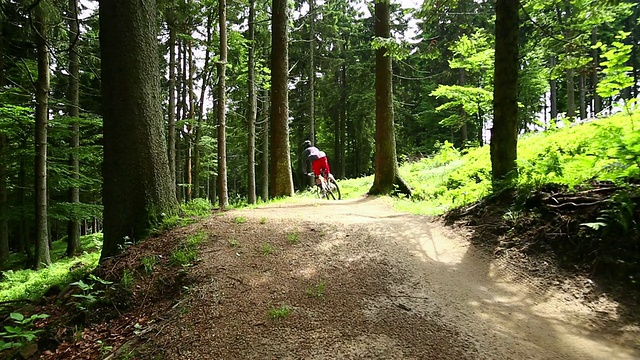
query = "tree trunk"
xmin=269 ymin=0 xmax=294 ymax=198
xmin=631 ymin=9 xmax=639 ymax=99
xmin=195 ymin=11 xmax=213 ymax=200
xmin=591 ymin=27 xmax=601 ymax=116
xmin=0 ymin=132 xmax=8 ymax=262
xmin=247 ymin=0 xmax=257 ymax=205
xmin=338 ymin=52 xmax=347 ymax=179
xmin=550 ymin=56 xmax=558 ymax=122
xmin=218 ymin=0 xmax=229 ymax=208
xmin=459 ymin=68 xmax=468 ymax=147
xmin=99 ymin=0 xmax=179 ymax=259
xmin=566 ymin=69 xmax=575 ymax=120
xmin=167 ymin=14 xmax=177 ymax=195
xmin=368 ymin=0 xmax=410 ymax=197
xmin=579 ymin=72 xmax=586 ymax=120
xmin=66 ymin=0 xmax=82 ymax=257
xmin=0 ymin=15 xmax=8 ymax=262
xmin=261 ymin=88 xmax=270 ymax=202
xmin=34 ymin=4 xmax=51 ymax=269
xmin=309 ymin=0 xmax=315 ymax=145
xmin=490 ymin=0 xmax=519 ymax=186
xmin=186 ymin=36 xmax=194 ymax=202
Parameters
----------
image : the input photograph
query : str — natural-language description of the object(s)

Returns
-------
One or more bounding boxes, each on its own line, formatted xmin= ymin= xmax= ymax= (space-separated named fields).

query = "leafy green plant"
xmin=595 ymin=31 xmax=637 ymax=128
xmin=287 ymin=232 xmax=299 ymax=244
xmin=228 ymin=239 xmax=239 ymax=248
xmin=234 ymin=216 xmax=247 ymax=224
xmin=268 ymin=305 xmax=292 ymax=319
xmin=186 ymin=232 xmax=207 ymax=247
xmin=260 ymin=217 xmax=267 ymax=224
xmin=121 ymin=270 xmax=134 ymax=288
xmin=170 ymin=247 xmax=198 ymax=267
xmin=182 ymin=198 xmax=213 ymax=217
xmin=0 ymin=312 xmax=50 ymax=351
xmin=70 ymin=275 xmax=114 ymax=310
xmin=141 ymin=255 xmax=158 ymax=274
xmin=96 ymin=339 xmax=113 ymax=357
xmin=306 ymin=281 xmax=326 ymax=298
xmin=261 ymin=243 xmax=274 ymax=256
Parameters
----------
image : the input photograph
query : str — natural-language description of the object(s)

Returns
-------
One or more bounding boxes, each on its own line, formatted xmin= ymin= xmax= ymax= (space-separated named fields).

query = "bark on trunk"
xmin=269 ymin=0 xmax=294 ymax=198
xmin=490 ymin=0 xmax=519 ymax=186
xmin=168 ymin=14 xmax=177 ymax=194
xmin=579 ymin=72 xmax=586 ymax=120
xmin=218 ymin=0 xmax=229 ymax=208
xmin=66 ymin=0 xmax=82 ymax=257
xmin=186 ymin=36 xmax=194 ymax=201
xmin=34 ymin=4 xmax=51 ymax=269
xmin=550 ymin=56 xmax=558 ymax=122
xmin=99 ymin=0 xmax=179 ymax=259
xmin=247 ymin=0 xmax=257 ymax=205
xmin=591 ymin=27 xmax=601 ymax=116
xmin=566 ymin=69 xmax=576 ymax=120
xmin=368 ymin=0 xmax=410 ymax=196
xmin=0 ymin=16 xmax=8 ymax=262
xmin=459 ymin=68 xmax=468 ymax=147
xmin=339 ymin=52 xmax=347 ymax=179
xmin=309 ymin=0 xmax=315 ymax=145
xmin=195 ymin=11 xmax=213 ymax=200
xmin=261 ymin=88 xmax=270 ymax=202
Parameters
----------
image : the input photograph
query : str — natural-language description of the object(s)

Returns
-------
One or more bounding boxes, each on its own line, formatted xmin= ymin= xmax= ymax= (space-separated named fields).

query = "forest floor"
xmin=28 ymin=196 xmax=640 ymax=359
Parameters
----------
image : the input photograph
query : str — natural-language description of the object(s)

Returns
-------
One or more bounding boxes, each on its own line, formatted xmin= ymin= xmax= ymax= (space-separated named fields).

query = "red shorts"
xmin=311 ymin=157 xmax=330 ymax=177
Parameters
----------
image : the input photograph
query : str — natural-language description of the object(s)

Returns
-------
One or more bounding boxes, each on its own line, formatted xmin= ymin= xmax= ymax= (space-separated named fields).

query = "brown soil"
xmin=16 ymin=196 xmax=640 ymax=359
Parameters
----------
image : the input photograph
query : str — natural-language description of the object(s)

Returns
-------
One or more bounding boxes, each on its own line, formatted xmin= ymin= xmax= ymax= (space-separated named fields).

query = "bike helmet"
xmin=302 ymin=140 xmax=312 ymax=148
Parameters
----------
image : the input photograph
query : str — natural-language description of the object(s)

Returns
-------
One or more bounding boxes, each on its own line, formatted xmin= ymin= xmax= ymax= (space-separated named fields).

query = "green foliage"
xmin=71 ymin=274 xmax=114 ymax=310
xmin=0 ymin=312 xmax=50 ymax=351
xmin=267 ymin=305 xmax=292 ymax=319
xmin=261 ymin=243 xmax=274 ymax=256
xmin=170 ymin=247 xmax=198 ymax=267
xmin=228 ymin=239 xmax=240 ymax=248
xmin=595 ymin=31 xmax=635 ymax=99
xmin=141 ymin=255 xmax=159 ymax=274
xmin=306 ymin=281 xmax=326 ymax=298
xmin=337 ymin=112 xmax=640 ymax=215
xmin=0 ymin=234 xmax=102 ymax=302
xmin=234 ymin=216 xmax=247 ymax=224
xmin=181 ymin=198 xmax=213 ymax=217
xmin=121 ymin=270 xmax=134 ymax=288
xmin=287 ymin=232 xmax=299 ymax=244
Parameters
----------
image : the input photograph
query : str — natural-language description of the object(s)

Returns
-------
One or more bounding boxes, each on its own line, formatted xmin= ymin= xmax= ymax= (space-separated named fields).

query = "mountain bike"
xmin=308 ymin=169 xmax=341 ymax=200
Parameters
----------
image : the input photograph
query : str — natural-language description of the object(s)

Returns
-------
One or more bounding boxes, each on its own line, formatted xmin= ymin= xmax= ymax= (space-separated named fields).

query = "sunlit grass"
xmin=0 ymin=234 xmax=103 ymax=302
xmin=331 ymin=111 xmax=640 ymax=215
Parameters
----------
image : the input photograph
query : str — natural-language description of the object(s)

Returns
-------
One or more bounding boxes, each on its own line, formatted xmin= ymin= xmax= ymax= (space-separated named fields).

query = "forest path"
xmin=150 ymin=196 xmax=639 ymax=359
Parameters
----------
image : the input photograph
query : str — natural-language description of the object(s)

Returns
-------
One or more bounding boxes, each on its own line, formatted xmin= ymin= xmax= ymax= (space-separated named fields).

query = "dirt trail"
xmin=148 ymin=197 xmax=639 ymax=359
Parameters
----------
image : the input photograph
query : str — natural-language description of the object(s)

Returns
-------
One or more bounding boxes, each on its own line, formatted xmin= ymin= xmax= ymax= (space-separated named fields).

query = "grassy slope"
xmin=337 ymin=112 xmax=640 ymax=215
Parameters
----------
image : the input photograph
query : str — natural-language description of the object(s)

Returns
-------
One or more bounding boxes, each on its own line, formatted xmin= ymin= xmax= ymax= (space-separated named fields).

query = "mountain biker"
xmin=301 ymin=140 xmax=331 ymax=186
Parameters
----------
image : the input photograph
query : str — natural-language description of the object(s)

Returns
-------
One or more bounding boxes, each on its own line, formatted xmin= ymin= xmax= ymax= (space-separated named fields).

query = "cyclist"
xmin=301 ymin=140 xmax=331 ymax=186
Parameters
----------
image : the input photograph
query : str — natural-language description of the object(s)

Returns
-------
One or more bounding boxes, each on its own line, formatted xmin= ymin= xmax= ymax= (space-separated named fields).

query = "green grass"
xmin=333 ymin=112 xmax=640 ymax=215
xmin=234 ymin=216 xmax=247 ymax=224
xmin=261 ymin=243 xmax=274 ymax=255
xmin=228 ymin=239 xmax=240 ymax=248
xmin=268 ymin=304 xmax=292 ymax=319
xmin=0 ymin=234 xmax=102 ymax=302
xmin=141 ymin=255 xmax=159 ymax=274
xmin=306 ymin=281 xmax=326 ymax=298
xmin=287 ymin=232 xmax=299 ymax=244
xmin=170 ymin=247 xmax=198 ymax=267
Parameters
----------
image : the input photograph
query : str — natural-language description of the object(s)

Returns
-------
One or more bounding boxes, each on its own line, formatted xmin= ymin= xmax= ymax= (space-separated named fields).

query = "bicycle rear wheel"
xmin=328 ymin=178 xmax=341 ymax=200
